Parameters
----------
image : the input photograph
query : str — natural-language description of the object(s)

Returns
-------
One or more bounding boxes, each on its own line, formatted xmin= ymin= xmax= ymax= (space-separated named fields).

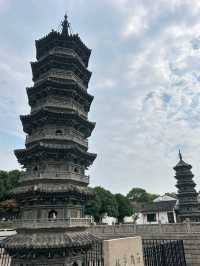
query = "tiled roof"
xmin=140 ymin=200 xmax=177 ymax=213
xmin=3 ymin=230 xmax=99 ymax=249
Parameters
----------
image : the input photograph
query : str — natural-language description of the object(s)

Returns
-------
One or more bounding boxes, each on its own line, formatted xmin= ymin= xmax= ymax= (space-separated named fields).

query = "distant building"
xmin=174 ymin=151 xmax=200 ymax=222
xmin=101 ymin=213 xmax=117 ymax=225
xmin=135 ymin=195 xmax=177 ymax=224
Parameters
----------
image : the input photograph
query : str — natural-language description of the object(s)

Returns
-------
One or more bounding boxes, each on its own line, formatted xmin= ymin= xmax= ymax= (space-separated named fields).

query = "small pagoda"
xmin=174 ymin=151 xmax=200 ymax=222
xmin=4 ymin=15 xmax=99 ymax=265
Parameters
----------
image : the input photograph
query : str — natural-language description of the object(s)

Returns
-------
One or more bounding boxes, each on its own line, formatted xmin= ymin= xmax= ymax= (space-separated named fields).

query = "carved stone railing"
xmin=35 ymin=69 xmax=87 ymax=90
xmin=31 ymin=100 xmax=87 ymax=118
xmin=26 ymin=133 xmax=88 ymax=148
xmin=20 ymin=171 xmax=89 ymax=183
xmin=15 ymin=217 xmax=92 ymax=229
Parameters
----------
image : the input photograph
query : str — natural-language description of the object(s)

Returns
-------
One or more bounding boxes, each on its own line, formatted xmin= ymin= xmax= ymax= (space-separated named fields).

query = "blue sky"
xmin=1 ymin=0 xmax=200 ymax=195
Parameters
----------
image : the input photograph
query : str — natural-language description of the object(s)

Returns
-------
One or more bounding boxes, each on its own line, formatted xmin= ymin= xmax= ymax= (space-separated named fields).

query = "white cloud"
xmin=122 ymin=5 xmax=148 ymax=37
xmin=90 ymin=2 xmax=200 ymax=194
xmin=2 ymin=0 xmax=200 ymax=195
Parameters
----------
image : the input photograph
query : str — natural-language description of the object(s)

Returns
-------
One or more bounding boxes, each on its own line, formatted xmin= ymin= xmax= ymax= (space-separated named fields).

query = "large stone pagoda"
xmin=4 ymin=15 xmax=98 ymax=265
xmin=174 ymin=151 xmax=200 ymax=222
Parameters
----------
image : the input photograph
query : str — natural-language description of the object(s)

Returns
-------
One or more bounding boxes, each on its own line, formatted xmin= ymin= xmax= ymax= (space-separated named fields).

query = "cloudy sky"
xmin=1 ymin=0 xmax=200 ymax=195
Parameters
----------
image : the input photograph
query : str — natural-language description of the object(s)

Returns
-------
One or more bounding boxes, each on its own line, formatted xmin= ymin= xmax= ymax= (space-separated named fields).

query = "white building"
xmin=134 ymin=195 xmax=177 ymax=224
xmin=101 ymin=213 xmax=117 ymax=225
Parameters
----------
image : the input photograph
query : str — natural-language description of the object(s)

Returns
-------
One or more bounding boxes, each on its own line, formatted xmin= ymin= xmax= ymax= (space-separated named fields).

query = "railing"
xmin=26 ymin=127 xmax=85 ymax=142
xmin=0 ymin=247 xmax=11 ymax=266
xmin=31 ymin=101 xmax=88 ymax=118
xmin=0 ymin=222 xmax=16 ymax=230
xmin=15 ymin=217 xmax=93 ymax=229
xmin=4 ymin=221 xmax=200 ymax=234
xmin=143 ymin=239 xmax=186 ymax=266
xmin=35 ymin=69 xmax=87 ymax=90
xmin=25 ymin=133 xmax=88 ymax=148
xmin=20 ymin=171 xmax=89 ymax=183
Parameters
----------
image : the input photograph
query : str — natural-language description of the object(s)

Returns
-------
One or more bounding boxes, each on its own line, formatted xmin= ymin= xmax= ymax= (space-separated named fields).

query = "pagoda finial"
xmin=61 ymin=13 xmax=70 ymax=36
xmin=179 ymin=149 xmax=182 ymax=161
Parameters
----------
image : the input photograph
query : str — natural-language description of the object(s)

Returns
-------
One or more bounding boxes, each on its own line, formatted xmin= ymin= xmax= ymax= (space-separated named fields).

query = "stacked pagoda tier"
xmin=3 ymin=17 xmax=98 ymax=264
xmin=174 ymin=152 xmax=200 ymax=222
xmin=13 ymin=18 xmax=97 ymax=223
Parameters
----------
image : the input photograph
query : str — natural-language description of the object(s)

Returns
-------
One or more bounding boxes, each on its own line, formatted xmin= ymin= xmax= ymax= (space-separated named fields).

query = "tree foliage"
xmin=0 ymin=170 xmax=21 ymax=201
xmin=127 ymin=187 xmax=158 ymax=203
xmin=85 ymin=186 xmax=159 ymax=223
xmin=85 ymin=186 xmax=118 ymax=222
xmin=84 ymin=191 xmax=101 ymax=222
xmin=115 ymin=193 xmax=133 ymax=223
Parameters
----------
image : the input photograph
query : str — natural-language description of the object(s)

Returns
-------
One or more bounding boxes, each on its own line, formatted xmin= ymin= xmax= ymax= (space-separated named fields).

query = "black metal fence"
xmin=143 ymin=239 xmax=186 ymax=266
xmin=84 ymin=242 xmax=104 ymax=266
xmin=0 ymin=239 xmax=186 ymax=266
xmin=0 ymin=247 xmax=11 ymax=266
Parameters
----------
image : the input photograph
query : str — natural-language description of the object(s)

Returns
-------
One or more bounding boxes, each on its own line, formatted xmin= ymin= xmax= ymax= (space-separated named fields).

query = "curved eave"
xmin=20 ymin=110 xmax=95 ymax=136
xmin=176 ymin=181 xmax=196 ymax=187
xmin=26 ymin=80 xmax=94 ymax=103
xmin=14 ymin=144 xmax=97 ymax=166
xmin=30 ymin=56 xmax=92 ymax=84
xmin=3 ymin=231 xmax=98 ymax=250
xmin=11 ymin=183 xmax=94 ymax=197
xmin=174 ymin=160 xmax=192 ymax=170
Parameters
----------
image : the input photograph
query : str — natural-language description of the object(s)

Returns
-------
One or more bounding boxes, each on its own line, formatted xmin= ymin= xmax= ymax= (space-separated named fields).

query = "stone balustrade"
xmin=35 ymin=69 xmax=87 ymax=90
xmin=15 ymin=217 xmax=92 ymax=229
xmin=20 ymin=171 xmax=89 ymax=183
xmin=31 ymin=101 xmax=87 ymax=118
xmin=26 ymin=133 xmax=88 ymax=148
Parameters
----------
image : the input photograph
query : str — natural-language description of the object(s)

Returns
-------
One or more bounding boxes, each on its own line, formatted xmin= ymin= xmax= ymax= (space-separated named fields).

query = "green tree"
xmin=85 ymin=186 xmax=118 ymax=222
xmin=127 ymin=187 xmax=158 ymax=203
xmin=95 ymin=187 xmax=118 ymax=218
xmin=115 ymin=193 xmax=133 ymax=223
xmin=85 ymin=192 xmax=101 ymax=222
xmin=0 ymin=170 xmax=21 ymax=201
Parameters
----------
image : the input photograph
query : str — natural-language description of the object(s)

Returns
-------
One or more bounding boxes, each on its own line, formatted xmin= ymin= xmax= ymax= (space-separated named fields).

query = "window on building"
xmin=33 ymin=166 xmax=38 ymax=171
xmin=147 ymin=213 xmax=156 ymax=222
xmin=56 ymin=129 xmax=63 ymax=135
xmin=33 ymin=166 xmax=39 ymax=176
xmin=48 ymin=210 xmax=57 ymax=221
xmin=74 ymin=167 xmax=79 ymax=173
xmin=167 ymin=212 xmax=175 ymax=223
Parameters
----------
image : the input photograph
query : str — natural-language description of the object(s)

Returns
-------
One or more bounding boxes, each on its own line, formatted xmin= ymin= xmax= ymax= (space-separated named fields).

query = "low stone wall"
xmin=1 ymin=222 xmax=200 ymax=265
xmin=88 ymin=223 xmax=200 ymax=266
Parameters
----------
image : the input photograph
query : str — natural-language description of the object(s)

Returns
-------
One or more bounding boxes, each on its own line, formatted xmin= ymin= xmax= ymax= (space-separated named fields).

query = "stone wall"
xmin=88 ymin=222 xmax=200 ymax=266
xmin=1 ymin=221 xmax=200 ymax=265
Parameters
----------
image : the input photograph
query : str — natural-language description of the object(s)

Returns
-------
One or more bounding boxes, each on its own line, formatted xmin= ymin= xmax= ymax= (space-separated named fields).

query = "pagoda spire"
xmin=61 ymin=13 xmax=70 ymax=36
xmin=178 ymin=149 xmax=182 ymax=161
